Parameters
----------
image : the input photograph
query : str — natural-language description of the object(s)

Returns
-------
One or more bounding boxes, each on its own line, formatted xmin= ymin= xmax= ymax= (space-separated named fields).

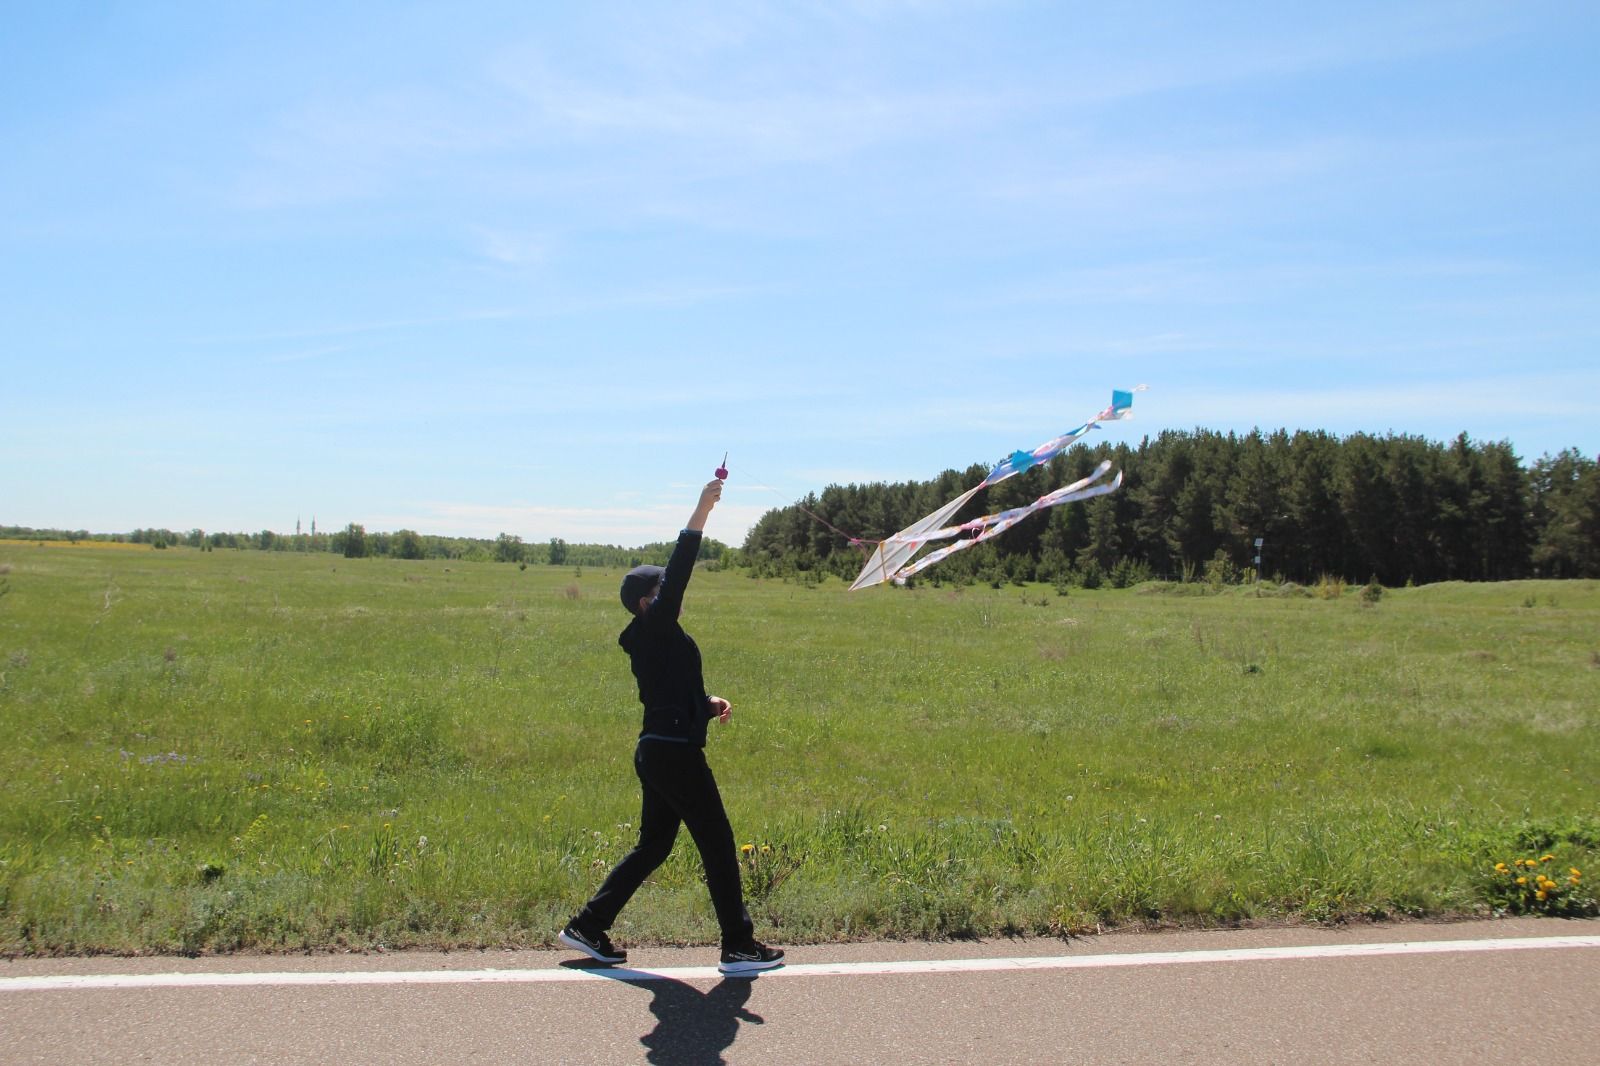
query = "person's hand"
xmin=709 ymin=696 xmax=732 ymax=724
xmin=688 ymin=478 xmax=723 ymax=531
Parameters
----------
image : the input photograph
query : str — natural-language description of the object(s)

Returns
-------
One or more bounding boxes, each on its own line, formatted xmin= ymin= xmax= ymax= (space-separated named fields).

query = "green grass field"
xmin=0 ymin=544 xmax=1595 ymax=955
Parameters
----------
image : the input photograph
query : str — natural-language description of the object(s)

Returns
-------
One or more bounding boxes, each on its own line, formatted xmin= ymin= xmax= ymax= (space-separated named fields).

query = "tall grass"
xmin=0 ymin=545 xmax=1595 ymax=954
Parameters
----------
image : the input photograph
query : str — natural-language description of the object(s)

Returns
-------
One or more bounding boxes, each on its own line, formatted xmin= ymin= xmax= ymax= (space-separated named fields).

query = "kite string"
xmin=733 ymin=464 xmax=879 ymax=548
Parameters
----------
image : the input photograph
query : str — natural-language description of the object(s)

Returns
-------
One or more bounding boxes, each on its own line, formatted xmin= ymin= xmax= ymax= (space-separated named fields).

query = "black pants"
xmin=577 ymin=739 xmax=754 ymax=948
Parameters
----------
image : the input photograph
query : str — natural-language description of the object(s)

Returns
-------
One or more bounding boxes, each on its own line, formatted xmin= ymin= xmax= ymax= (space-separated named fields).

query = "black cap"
xmin=620 ymin=565 xmax=665 ymax=612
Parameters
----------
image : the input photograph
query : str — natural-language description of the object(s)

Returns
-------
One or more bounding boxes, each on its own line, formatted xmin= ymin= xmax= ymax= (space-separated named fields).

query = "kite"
xmin=848 ymin=387 xmax=1145 ymax=590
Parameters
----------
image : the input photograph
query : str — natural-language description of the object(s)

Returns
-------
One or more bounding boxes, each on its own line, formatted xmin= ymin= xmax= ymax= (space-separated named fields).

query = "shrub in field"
xmin=1110 ymin=558 xmax=1152 ymax=588
xmin=1510 ymin=816 xmax=1600 ymax=850
xmin=1485 ymin=857 xmax=1594 ymax=917
xmin=739 ymin=841 xmax=800 ymax=903
xmin=1204 ymin=549 xmax=1238 ymax=589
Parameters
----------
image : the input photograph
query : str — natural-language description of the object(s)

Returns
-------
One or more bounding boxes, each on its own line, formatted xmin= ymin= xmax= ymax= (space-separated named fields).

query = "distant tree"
xmin=547 ymin=537 xmax=568 ymax=565
xmin=1076 ymin=495 xmax=1121 ymax=574
xmin=1283 ymin=431 xmax=1343 ymax=581
xmin=337 ymin=523 xmax=367 ymax=559
xmin=392 ymin=529 xmax=424 ymax=560
xmin=1531 ymin=449 xmax=1600 ymax=577
xmin=494 ymin=532 xmax=524 ymax=563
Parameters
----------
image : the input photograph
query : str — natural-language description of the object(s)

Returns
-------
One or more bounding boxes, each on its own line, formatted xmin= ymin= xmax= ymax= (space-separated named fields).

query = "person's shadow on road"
xmin=562 ymin=963 xmax=765 ymax=1065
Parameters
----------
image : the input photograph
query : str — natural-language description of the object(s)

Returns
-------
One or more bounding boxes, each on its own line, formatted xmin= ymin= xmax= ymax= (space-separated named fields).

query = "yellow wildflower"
xmin=1571 ymin=868 xmax=1582 ymax=878
xmin=1516 ymin=877 xmax=1527 ymax=885
xmin=1541 ymin=855 xmax=1555 ymax=863
xmin=740 ymin=843 xmax=754 ymax=854
xmin=1494 ymin=862 xmax=1508 ymax=873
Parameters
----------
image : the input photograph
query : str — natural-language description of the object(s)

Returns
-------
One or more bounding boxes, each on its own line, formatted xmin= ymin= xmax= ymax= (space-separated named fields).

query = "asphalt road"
xmin=3 ymin=918 xmax=1596 ymax=1064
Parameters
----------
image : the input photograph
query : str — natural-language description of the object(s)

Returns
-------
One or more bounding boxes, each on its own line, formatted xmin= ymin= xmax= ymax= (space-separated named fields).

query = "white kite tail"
xmin=847 ymin=484 xmax=982 ymax=591
xmin=848 ymin=387 xmax=1145 ymax=591
xmin=890 ymin=465 xmax=1123 ymax=585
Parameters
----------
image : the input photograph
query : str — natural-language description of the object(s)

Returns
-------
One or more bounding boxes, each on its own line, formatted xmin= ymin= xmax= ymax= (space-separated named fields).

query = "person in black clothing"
xmin=559 ymin=477 xmax=784 ymax=975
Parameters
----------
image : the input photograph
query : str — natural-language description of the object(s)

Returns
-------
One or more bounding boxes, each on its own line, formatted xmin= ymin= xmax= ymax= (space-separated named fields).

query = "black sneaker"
xmin=558 ymin=924 xmax=627 ymax=964
xmin=718 ymin=940 xmax=784 ymax=975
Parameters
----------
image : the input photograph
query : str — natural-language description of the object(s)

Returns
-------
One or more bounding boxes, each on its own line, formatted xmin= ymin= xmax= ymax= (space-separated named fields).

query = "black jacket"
xmin=618 ymin=530 xmax=713 ymax=746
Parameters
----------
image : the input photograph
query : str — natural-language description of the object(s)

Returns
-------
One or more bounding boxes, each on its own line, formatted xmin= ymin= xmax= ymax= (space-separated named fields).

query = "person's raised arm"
xmin=686 ymin=478 xmax=722 ymax=532
xmin=647 ymin=478 xmax=724 ymax=620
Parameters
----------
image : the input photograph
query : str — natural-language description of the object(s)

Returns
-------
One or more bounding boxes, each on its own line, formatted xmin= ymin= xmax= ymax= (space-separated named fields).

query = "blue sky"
xmin=4 ymin=1 xmax=1596 ymax=547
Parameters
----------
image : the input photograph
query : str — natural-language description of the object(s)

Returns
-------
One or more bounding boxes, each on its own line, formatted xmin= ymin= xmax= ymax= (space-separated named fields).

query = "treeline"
xmin=743 ymin=431 xmax=1600 ymax=587
xmin=0 ymin=525 xmax=730 ymax=569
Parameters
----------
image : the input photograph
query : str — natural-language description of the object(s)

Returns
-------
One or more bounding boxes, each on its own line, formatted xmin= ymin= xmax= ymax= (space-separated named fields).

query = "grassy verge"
xmin=0 ymin=546 xmax=1594 ymax=954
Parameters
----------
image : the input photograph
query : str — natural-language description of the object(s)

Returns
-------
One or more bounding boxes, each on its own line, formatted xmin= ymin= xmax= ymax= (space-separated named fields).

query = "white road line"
xmin=4 ymin=935 xmax=1597 ymax=993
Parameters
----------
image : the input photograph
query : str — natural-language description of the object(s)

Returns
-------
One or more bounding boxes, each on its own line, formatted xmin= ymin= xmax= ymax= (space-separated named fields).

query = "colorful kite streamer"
xmin=849 ymin=388 xmax=1144 ymax=590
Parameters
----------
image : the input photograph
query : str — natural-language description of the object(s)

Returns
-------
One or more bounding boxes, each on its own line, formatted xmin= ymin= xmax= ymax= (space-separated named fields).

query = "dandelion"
xmin=1494 ymin=862 xmax=1509 ymax=873
xmin=1516 ymin=877 xmax=1527 ymax=885
xmin=1571 ymin=868 xmax=1583 ymax=878
xmin=1541 ymin=855 xmax=1555 ymax=863
xmin=760 ymin=845 xmax=771 ymax=854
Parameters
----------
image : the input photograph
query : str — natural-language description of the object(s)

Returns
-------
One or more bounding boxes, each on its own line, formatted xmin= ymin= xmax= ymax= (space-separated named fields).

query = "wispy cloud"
xmin=265 ymin=343 xmax=351 ymax=365
xmin=497 ymin=69 xmax=1001 ymax=166
xmin=1162 ymin=372 xmax=1600 ymax=432
xmin=961 ymin=251 xmax=1537 ymax=319
xmin=191 ymin=309 xmax=523 ymax=347
xmin=473 ymin=226 xmax=550 ymax=267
